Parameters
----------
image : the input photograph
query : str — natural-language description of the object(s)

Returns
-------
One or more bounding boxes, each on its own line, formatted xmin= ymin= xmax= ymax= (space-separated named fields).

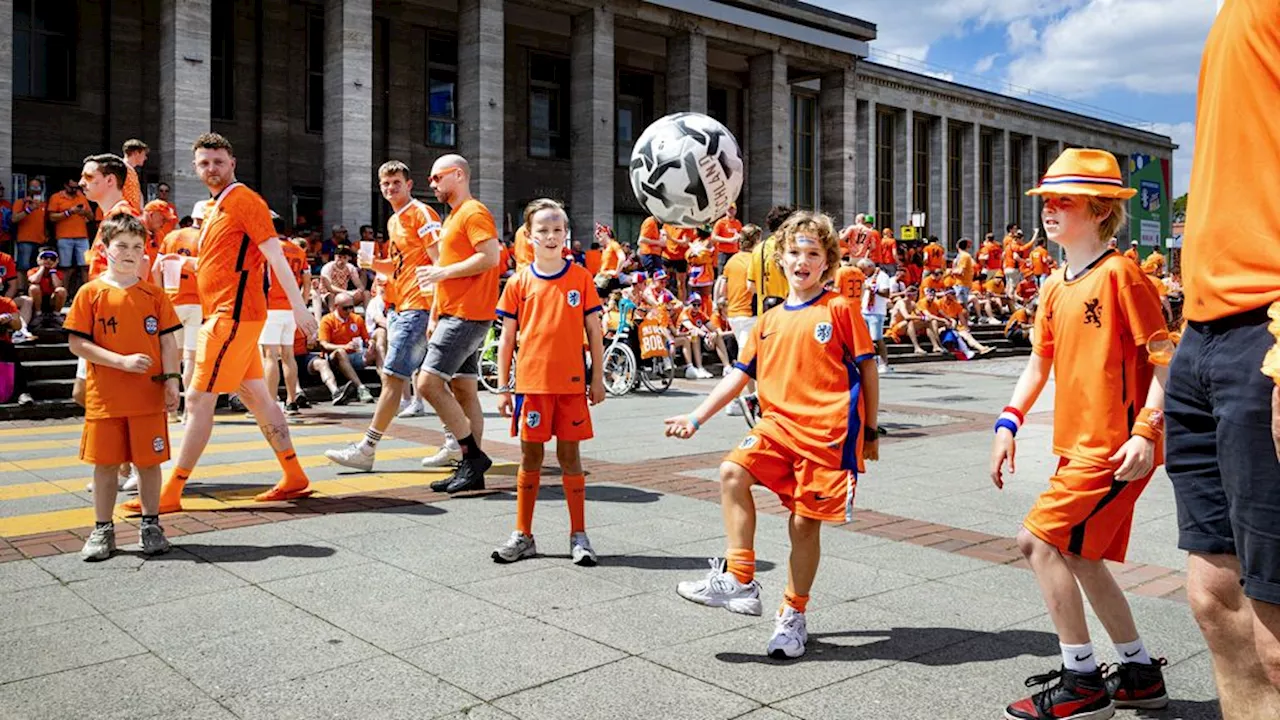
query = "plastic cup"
xmin=358 ymin=241 xmax=375 ymax=268
xmin=416 ymin=267 xmax=435 ymax=294
xmin=161 ymin=256 xmax=184 ymax=289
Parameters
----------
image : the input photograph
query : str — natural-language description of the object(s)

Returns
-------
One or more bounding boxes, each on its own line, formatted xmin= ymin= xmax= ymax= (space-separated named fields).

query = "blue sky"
xmin=813 ymin=0 xmax=1218 ymax=196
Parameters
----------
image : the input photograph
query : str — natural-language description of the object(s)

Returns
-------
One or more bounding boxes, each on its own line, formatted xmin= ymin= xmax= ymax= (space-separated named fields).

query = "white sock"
xmin=357 ymin=428 xmax=382 ymax=455
xmin=1061 ymin=641 xmax=1097 ymax=673
xmin=1114 ymin=638 xmax=1151 ymax=665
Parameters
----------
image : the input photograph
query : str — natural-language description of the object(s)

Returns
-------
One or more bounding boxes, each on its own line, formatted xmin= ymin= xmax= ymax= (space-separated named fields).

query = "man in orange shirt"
xmin=261 ymin=230 xmax=314 ymax=415
xmin=48 ymin=176 xmax=94 ymax=290
xmin=151 ymin=183 xmax=179 ymax=241
xmin=11 ymin=178 xmax=49 ymax=286
xmin=842 ymin=213 xmax=880 ymax=261
xmin=317 ymin=291 xmax=379 ymax=399
xmin=951 ymin=237 xmax=977 ymax=307
xmin=637 ymin=216 xmax=665 ymax=274
xmin=720 ymin=223 xmax=760 ymax=417
xmin=123 ymin=133 xmax=319 ymax=514
xmin=1165 ymin=5 xmax=1280 ymax=714
xmin=977 ymin=232 xmax=1002 ymax=279
xmin=414 ymin=154 xmax=502 ymax=494
xmin=121 ymin=139 xmax=149 ymax=214
xmin=877 ymin=227 xmax=898 ymax=274
xmin=713 ymin=203 xmax=743 ymax=273
xmin=1029 ymin=238 xmax=1053 ymax=287
xmin=922 ymin=236 xmax=946 ymax=272
xmin=154 ymin=202 xmax=206 ymax=415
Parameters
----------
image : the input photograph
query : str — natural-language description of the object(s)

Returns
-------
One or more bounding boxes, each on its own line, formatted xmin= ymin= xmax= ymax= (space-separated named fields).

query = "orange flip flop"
xmin=118 ymin=498 xmax=185 ymax=515
xmin=254 ymin=485 xmax=313 ymax=503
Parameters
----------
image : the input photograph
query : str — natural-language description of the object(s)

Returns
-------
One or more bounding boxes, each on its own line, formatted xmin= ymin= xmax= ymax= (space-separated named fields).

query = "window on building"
xmin=875 ymin=109 xmax=895 ymax=233
xmin=305 ymin=10 xmax=324 ymax=133
xmin=708 ymin=85 xmax=730 ymax=126
xmin=210 ymin=1 xmax=235 ymax=120
xmin=529 ymin=53 xmax=570 ymax=159
xmin=617 ymin=70 xmax=654 ymax=166
xmin=980 ymin=130 xmax=994 ymax=237
xmin=13 ymin=0 xmax=76 ymax=101
xmin=426 ymin=33 xmax=458 ymax=148
xmin=792 ymin=94 xmax=817 ymax=209
xmin=913 ymin=116 xmax=930 ymax=233
xmin=947 ymin=126 xmax=963 ymax=249
xmin=1008 ymin=136 xmax=1023 ymax=228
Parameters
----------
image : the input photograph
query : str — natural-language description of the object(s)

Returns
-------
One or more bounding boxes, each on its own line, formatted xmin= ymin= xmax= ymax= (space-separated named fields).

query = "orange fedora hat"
xmin=1026 ymin=148 xmax=1137 ymax=199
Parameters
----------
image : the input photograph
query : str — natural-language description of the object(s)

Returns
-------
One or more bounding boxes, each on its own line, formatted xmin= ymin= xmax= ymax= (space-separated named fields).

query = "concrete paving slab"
xmin=458 ymin=565 xmax=641 ymax=617
xmin=858 ymin=580 xmax=1047 ymax=632
xmin=0 ymin=558 xmax=58 ymax=593
xmin=0 ymin=582 xmax=98 ymax=633
xmin=286 ymin=507 xmax=436 ymax=539
xmin=399 ymin=616 xmax=626 ymax=701
xmin=135 ymin=699 xmax=239 ymax=720
xmin=434 ymin=705 xmax=519 ymax=720
xmin=832 ymin=540 xmax=995 ymax=580
xmin=0 ymin=614 xmax=146 ymax=684
xmin=61 ymin=549 xmax=247 ymax=614
xmin=1162 ymin=651 xmax=1225 ymax=718
xmin=542 ymin=590 xmax=762 ymax=655
xmin=590 ymin=515 xmax=732 ymax=550
xmin=332 ymin=524 xmax=550 ymax=586
xmin=0 ymin=653 xmax=215 ymax=719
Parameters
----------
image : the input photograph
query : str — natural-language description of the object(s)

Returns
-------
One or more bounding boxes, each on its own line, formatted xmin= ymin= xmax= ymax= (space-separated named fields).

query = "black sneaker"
xmin=285 ymin=401 xmax=302 ymax=416
xmin=429 ymin=472 xmax=456 ymax=493
xmin=228 ymin=394 xmax=247 ymax=413
xmin=1104 ymin=657 xmax=1168 ymax=710
xmin=445 ymin=453 xmax=492 ymax=494
xmin=333 ymin=381 xmax=357 ymax=406
xmin=294 ymin=394 xmax=312 ymax=409
xmin=1004 ymin=667 xmax=1114 ymax=720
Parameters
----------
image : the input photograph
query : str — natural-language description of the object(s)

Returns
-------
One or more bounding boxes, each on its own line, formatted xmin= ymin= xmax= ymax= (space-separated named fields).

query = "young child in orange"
xmin=991 ymin=149 xmax=1172 ymax=719
xmin=664 ymin=210 xmax=879 ymax=659
xmin=64 ymin=214 xmax=181 ymax=561
xmin=493 ymin=199 xmax=606 ymax=566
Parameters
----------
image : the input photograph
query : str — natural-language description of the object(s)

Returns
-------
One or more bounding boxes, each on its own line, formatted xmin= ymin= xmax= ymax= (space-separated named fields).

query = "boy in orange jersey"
xmin=952 ymin=237 xmax=978 ymax=307
xmin=492 ymin=199 xmax=605 ymax=565
xmin=991 ymin=149 xmax=1172 ymax=719
xmin=636 ymin=216 xmax=665 ymax=275
xmin=664 ymin=210 xmax=879 ymax=659
xmin=712 ymin=203 xmax=742 ymax=273
xmin=64 ymin=214 xmax=181 ymax=561
xmin=662 ymin=223 xmax=696 ymax=299
xmin=686 ymin=232 xmax=716 ymax=308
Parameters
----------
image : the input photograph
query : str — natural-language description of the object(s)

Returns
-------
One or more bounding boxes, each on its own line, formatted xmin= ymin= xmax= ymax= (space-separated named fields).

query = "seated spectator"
xmin=1005 ymin=298 xmax=1036 ymax=347
xmin=921 ymin=268 xmax=946 ymax=294
xmin=320 ymin=246 xmax=368 ymax=308
xmin=885 ymin=287 xmax=942 ymax=356
xmin=1014 ymin=275 xmax=1038 ymax=303
xmin=676 ymin=294 xmax=730 ymax=377
xmin=293 ymin=326 xmax=353 ymax=406
xmin=318 ymin=291 xmax=379 ymax=403
xmin=982 ymin=275 xmax=1011 ymax=316
xmin=365 ymin=275 xmax=390 ymax=367
xmin=26 ymin=248 xmax=67 ymax=328
xmin=0 ymin=295 xmax=33 ymax=405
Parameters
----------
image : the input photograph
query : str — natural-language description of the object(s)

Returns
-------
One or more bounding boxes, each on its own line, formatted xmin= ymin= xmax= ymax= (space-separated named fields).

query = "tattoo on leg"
xmin=260 ymin=423 xmax=291 ymax=449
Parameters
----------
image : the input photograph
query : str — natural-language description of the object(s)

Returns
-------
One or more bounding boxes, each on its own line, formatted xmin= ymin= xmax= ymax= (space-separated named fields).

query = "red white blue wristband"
xmin=994 ymin=406 xmax=1025 ymax=436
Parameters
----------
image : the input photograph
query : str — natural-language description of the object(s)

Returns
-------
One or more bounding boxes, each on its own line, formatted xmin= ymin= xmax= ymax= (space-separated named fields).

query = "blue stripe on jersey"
xmin=733 ymin=360 xmax=757 ymax=379
xmin=496 ymin=308 xmax=517 ymax=319
xmin=840 ymin=359 xmax=864 ymax=473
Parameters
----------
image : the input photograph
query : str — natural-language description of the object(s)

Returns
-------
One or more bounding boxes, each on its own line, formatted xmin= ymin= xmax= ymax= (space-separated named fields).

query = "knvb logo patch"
xmin=144 ymin=315 xmax=159 ymax=335
xmin=567 ymin=290 xmax=581 ymax=308
xmin=814 ymin=322 xmax=833 ymax=344
xmin=1083 ymin=299 xmax=1102 ymax=328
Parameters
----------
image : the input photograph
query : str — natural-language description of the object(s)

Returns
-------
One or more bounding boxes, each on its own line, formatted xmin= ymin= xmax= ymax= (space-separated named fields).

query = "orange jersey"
xmin=123 ymin=165 xmax=143 ymax=214
xmin=1123 ymin=247 xmax=1139 ymax=264
xmin=938 ymin=294 xmax=966 ymax=319
xmin=196 ymin=183 xmax=276 ymax=321
xmin=319 ymin=311 xmax=369 ymax=348
xmin=0 ymin=296 xmax=16 ymax=342
xmin=713 ymin=217 xmax=743 ymax=255
xmin=847 ymin=227 xmax=880 ymax=260
xmin=876 ymin=238 xmax=897 ymax=266
xmin=736 ymin=292 xmax=876 ymax=472
xmin=1005 ymin=307 xmax=1031 ymax=335
xmin=1140 ymin=253 xmax=1166 ymax=276
xmin=978 ymin=241 xmax=1002 ymax=271
xmin=922 ymin=242 xmax=946 ymax=271
xmin=158 ymin=228 xmax=202 ymax=306
xmin=383 ymin=199 xmax=442 ymax=312
xmin=63 ymin=278 xmax=181 ymax=420
xmin=1016 ymin=278 xmax=1038 ymax=301
xmin=600 ymin=240 xmax=626 ymax=275
xmin=638 ymin=217 xmax=663 ymax=256
xmin=88 ymin=200 xmax=143 ymax=280
xmin=267 ymin=238 xmax=308 ymax=311
xmin=921 ymin=274 xmax=945 ymax=293
xmin=292 ymin=327 xmax=309 ymax=356
xmin=1033 ymin=252 xmax=1169 ymax=466
xmin=1183 ymin=0 xmax=1280 ymax=321
xmin=687 ymin=244 xmax=715 ymax=287
xmin=834 ymin=265 xmax=866 ymax=302
xmin=0 ymin=252 xmax=15 ymax=287
xmin=496 ymin=261 xmax=601 ymax=395
xmin=983 ymin=277 xmax=1006 ymax=295
xmin=584 ymin=248 xmax=603 ymax=277
xmin=513 ymin=226 xmax=535 ymax=271
xmin=13 ymin=198 xmax=47 ymax=244
xmin=47 ymin=191 xmax=92 ymax=239
xmin=954 ymin=251 xmax=977 ymax=285
xmin=662 ymin=225 xmax=696 ymax=260
xmin=433 ymin=198 xmax=500 ymax=322
xmin=916 ymin=297 xmax=943 ymax=317
xmin=1030 ymin=247 xmax=1052 ymax=276
xmin=723 ymin=251 xmax=753 ymax=318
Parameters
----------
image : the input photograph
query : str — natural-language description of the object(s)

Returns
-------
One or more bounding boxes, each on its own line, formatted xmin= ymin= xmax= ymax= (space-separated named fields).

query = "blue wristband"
xmin=994 ymin=418 xmax=1019 ymax=436
xmin=689 ymin=415 xmax=701 ymax=431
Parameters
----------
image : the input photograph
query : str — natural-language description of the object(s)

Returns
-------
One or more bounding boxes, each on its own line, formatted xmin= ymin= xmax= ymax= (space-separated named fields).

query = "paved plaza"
xmin=0 ymin=358 xmax=1220 ymax=719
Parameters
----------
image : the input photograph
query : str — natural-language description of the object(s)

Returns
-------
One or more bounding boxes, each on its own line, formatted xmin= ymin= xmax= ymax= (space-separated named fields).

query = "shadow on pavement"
xmin=594 ymin=553 xmax=777 ymax=573
xmin=136 ymin=543 xmax=337 ymax=562
xmin=1135 ymin=700 xmax=1222 ymax=720
xmin=715 ymin=627 xmax=1058 ymax=666
xmin=477 ymin=484 xmax=665 ymax=505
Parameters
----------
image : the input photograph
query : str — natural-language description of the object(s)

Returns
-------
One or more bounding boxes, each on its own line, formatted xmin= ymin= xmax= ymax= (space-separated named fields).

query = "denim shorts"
xmin=423 ymin=315 xmax=490 ymax=380
xmin=383 ymin=309 xmax=431 ymax=380
xmin=57 ymin=237 xmax=89 ymax=268
xmin=1165 ymin=305 xmax=1280 ymax=604
xmin=15 ymin=242 xmax=39 ymax=271
xmin=862 ymin=313 xmax=886 ymax=343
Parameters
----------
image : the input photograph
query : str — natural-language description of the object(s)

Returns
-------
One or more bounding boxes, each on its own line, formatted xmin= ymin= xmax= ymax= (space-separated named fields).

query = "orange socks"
xmin=275 ymin=449 xmax=309 ymax=490
xmin=159 ymin=466 xmax=191 ymax=505
xmin=726 ymin=548 xmax=756 ymax=585
xmin=563 ymin=473 xmax=586 ymax=534
xmin=783 ymin=587 xmax=810 ymax=614
xmin=516 ymin=470 xmax=541 ymax=536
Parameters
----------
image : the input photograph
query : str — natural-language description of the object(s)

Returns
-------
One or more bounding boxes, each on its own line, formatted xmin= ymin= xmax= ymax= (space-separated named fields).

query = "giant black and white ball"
xmin=629 ymin=112 xmax=743 ymax=227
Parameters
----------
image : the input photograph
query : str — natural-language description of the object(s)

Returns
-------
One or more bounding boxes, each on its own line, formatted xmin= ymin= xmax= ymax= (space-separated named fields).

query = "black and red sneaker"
xmin=1104 ymin=657 xmax=1169 ymax=709
xmin=1004 ymin=666 xmax=1115 ymax=720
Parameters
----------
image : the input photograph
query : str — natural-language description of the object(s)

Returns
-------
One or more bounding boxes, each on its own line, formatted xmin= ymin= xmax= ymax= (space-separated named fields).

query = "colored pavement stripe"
xmin=0 ymin=416 xmax=259 ymax=439
xmin=5 ymin=432 xmax=371 ymax=472
xmin=0 ymin=423 xmax=276 ymax=453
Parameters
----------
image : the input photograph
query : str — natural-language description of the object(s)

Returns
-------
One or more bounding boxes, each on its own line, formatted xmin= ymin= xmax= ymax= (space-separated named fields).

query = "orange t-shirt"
xmin=513 ymin=226 xmax=535 ymax=271
xmin=638 ymin=217 xmax=663 ymax=256
xmin=13 ymin=198 xmax=47 ymax=244
xmin=1034 ymin=253 xmax=1169 ymax=465
xmin=662 ymin=225 xmax=696 ymax=260
xmin=0 ymin=252 xmax=16 ymax=287
xmin=916 ymin=297 xmax=943 ymax=317
xmin=921 ymin=274 xmax=945 ymax=293
xmin=380 ymin=199 xmax=442 ymax=313
xmin=600 ymin=240 xmax=626 ymax=275
xmin=984 ymin=277 xmax=1006 ymax=295
xmin=26 ymin=265 xmax=62 ymax=296
xmin=0 ymin=296 xmax=17 ymax=342
xmin=88 ymin=200 xmax=144 ymax=280
xmin=1016 ymin=278 xmax=1038 ymax=301
xmin=123 ymin=165 xmax=143 ymax=214
xmin=846 ymin=227 xmax=880 ymax=260
xmin=938 ymin=294 xmax=966 ymax=320
xmin=48 ymin=191 xmax=92 ymax=239
xmin=584 ymin=248 xmax=603 ymax=277
xmin=1182 ymin=3 xmax=1280 ymax=323
xmin=1140 ymin=253 xmax=1166 ymax=276
xmin=735 ymin=292 xmax=876 ymax=472
xmin=292 ymin=327 xmax=310 ymax=357
xmin=1004 ymin=307 xmax=1030 ymax=335
xmin=955 ymin=251 xmax=977 ymax=285
xmin=433 ymin=198 xmax=500 ymax=321
xmin=877 ymin=238 xmax=897 ymax=266
xmin=834 ymin=265 xmax=866 ymax=303
xmin=63 ymin=278 xmax=182 ymax=420
xmin=713 ymin=217 xmax=743 ymax=255
xmin=196 ymin=183 xmax=276 ymax=321
xmin=1030 ymin=247 xmax=1052 ymax=276
xmin=979 ymin=241 xmax=1002 ymax=271
xmin=267 ymin=238 xmax=308 ymax=311
xmin=723 ymin=251 xmax=753 ymax=319
xmin=158 ymin=228 xmax=201 ymax=306
xmin=687 ymin=244 xmax=715 ymax=287
xmin=922 ymin=242 xmax=946 ymax=272
xmin=319 ymin=311 xmax=369 ymax=349
xmin=496 ymin=260 xmax=601 ymax=395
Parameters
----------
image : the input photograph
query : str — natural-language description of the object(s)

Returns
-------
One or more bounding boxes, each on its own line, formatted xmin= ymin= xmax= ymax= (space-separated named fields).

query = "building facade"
xmin=2 ymin=0 xmax=1174 ymax=248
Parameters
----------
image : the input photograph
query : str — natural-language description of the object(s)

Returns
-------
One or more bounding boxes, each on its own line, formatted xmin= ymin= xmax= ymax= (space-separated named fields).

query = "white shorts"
xmin=175 ymin=304 xmax=203 ymax=353
xmin=728 ymin=316 xmax=757 ymax=353
xmin=76 ymin=357 xmax=87 ymax=380
xmin=1003 ymin=268 xmax=1021 ymax=288
xmin=259 ymin=309 xmax=297 ymax=347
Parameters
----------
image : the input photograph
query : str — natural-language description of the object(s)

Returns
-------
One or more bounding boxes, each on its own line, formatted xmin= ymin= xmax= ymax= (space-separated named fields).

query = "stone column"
xmin=0 ymin=0 xmax=11 ymax=197
xmin=459 ymin=0 xmax=504 ymax=214
xmin=159 ymin=0 xmax=212 ymax=214
xmin=819 ymin=67 xmax=854 ymax=225
xmin=897 ymin=107 xmax=913 ymax=232
xmin=929 ymin=116 xmax=945 ymax=245
xmin=1023 ymin=134 xmax=1038 ymax=230
xmin=570 ymin=7 xmax=614 ymax=243
xmin=853 ymin=100 xmax=870 ymax=216
xmin=667 ymin=32 xmax=706 ymax=115
xmin=971 ymin=123 xmax=982 ymax=240
xmin=257 ymin=0 xmax=291 ymax=214
xmin=993 ymin=128 xmax=1007 ymax=236
xmin=865 ymin=99 xmax=877 ymax=221
xmin=323 ymin=0 xmax=373 ymax=232
xmin=747 ymin=52 xmax=789 ymax=220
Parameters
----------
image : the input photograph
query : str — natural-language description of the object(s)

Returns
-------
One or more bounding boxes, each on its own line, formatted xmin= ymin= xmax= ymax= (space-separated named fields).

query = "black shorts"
xmin=1166 ymin=305 xmax=1280 ymax=604
xmin=664 ymin=258 xmax=688 ymax=273
xmin=639 ymin=254 xmax=664 ymax=274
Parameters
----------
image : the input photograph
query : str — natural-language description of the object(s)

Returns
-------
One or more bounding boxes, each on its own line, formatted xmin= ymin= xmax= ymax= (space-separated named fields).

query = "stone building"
xmin=1 ymin=0 xmax=1174 ymax=247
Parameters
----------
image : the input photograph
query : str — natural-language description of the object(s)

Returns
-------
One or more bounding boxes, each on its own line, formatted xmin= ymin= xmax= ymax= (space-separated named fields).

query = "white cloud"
xmin=1133 ymin=120 xmax=1196 ymax=197
xmin=973 ymin=53 xmax=1001 ymax=74
xmin=1005 ymin=18 xmax=1037 ymax=51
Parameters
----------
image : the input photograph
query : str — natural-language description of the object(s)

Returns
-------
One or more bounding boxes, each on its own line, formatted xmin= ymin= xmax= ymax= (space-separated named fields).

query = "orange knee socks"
xmin=563 ymin=473 xmax=586 ymax=534
xmin=275 ymin=449 xmax=309 ymax=489
xmin=159 ymin=466 xmax=191 ymax=504
xmin=726 ymin=548 xmax=755 ymax=585
xmin=516 ymin=470 xmax=540 ymax=536
xmin=783 ymin=587 xmax=810 ymax=614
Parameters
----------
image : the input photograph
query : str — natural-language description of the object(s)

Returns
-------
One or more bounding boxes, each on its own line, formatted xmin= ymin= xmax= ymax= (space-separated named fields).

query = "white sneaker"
xmin=684 ymin=365 xmax=700 ymax=380
xmin=422 ymin=434 xmax=462 ymax=468
xmin=492 ymin=531 xmax=537 ymax=563
xmin=696 ymin=367 xmax=714 ymax=379
xmin=120 ymin=468 xmax=139 ymax=493
xmin=766 ymin=606 xmax=808 ymax=659
xmin=570 ymin=532 xmax=597 ymax=566
xmin=12 ymin=328 xmax=35 ymax=343
xmin=726 ymin=401 xmax=744 ymax=417
xmin=324 ymin=443 xmax=375 ymax=471
xmin=676 ymin=558 xmax=762 ymax=616
xmin=398 ymin=398 xmax=426 ymax=418
xmin=721 ymin=366 xmax=732 ymax=377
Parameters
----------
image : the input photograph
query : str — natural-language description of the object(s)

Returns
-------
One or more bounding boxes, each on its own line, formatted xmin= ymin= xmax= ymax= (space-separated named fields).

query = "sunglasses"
xmin=337 ymin=304 xmax=355 ymax=310
xmin=428 ymin=169 xmax=459 ymax=184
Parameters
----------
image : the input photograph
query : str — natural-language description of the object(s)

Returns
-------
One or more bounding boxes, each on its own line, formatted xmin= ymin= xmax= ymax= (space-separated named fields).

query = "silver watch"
xmin=497 ymin=385 xmax=514 ymax=393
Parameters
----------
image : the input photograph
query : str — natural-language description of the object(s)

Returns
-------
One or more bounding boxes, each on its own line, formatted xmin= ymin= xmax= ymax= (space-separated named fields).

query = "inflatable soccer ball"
xmin=629 ymin=112 xmax=743 ymax=227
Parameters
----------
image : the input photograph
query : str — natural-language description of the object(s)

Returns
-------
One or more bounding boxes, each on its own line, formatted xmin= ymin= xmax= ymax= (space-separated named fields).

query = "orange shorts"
xmin=725 ymin=420 xmax=856 ymax=523
xmin=1023 ymin=458 xmax=1154 ymax=562
xmin=79 ymin=413 xmax=170 ymax=467
xmin=511 ymin=392 xmax=593 ymax=443
xmin=191 ymin=315 xmax=265 ymax=394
